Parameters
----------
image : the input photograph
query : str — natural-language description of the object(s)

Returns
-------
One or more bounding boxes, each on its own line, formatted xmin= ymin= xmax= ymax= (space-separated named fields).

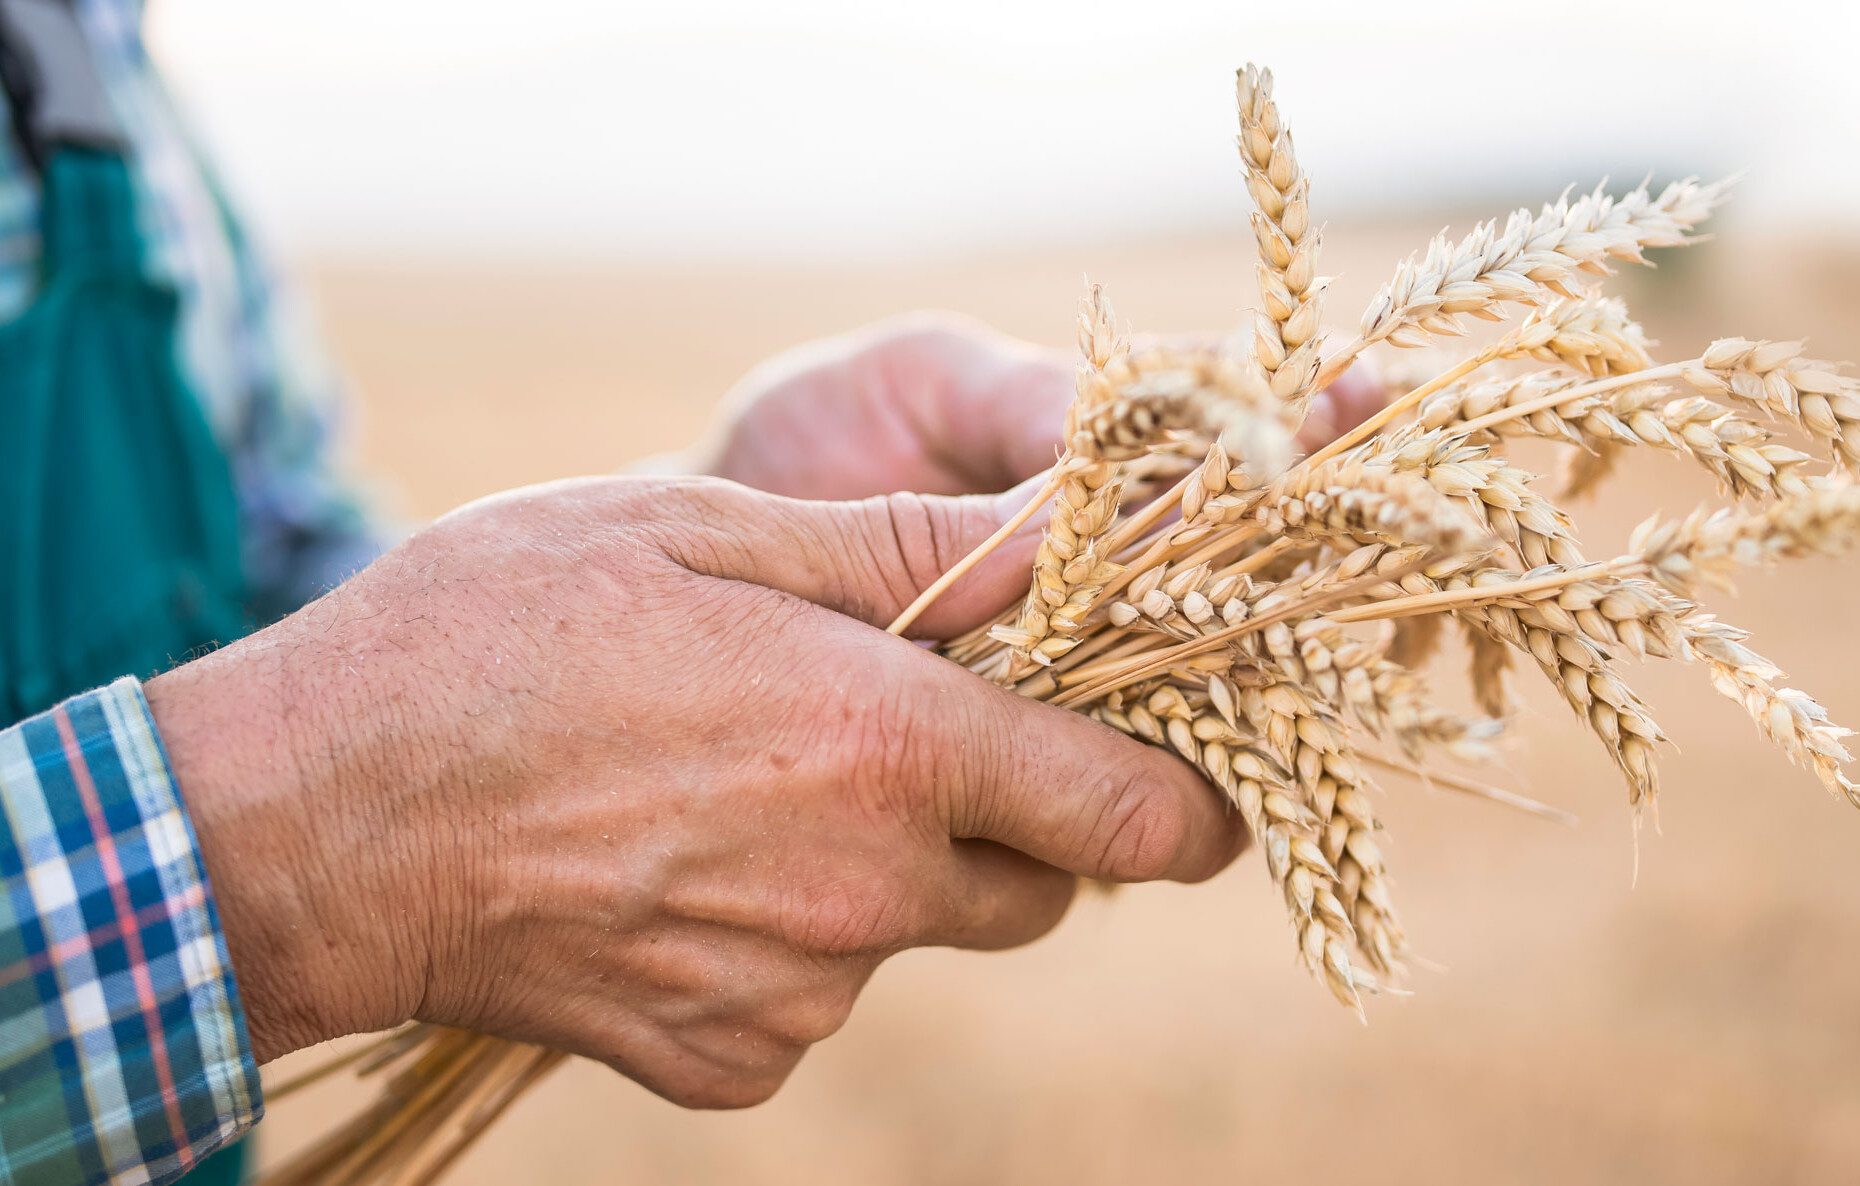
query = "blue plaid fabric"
xmin=0 ymin=679 xmax=262 ymax=1185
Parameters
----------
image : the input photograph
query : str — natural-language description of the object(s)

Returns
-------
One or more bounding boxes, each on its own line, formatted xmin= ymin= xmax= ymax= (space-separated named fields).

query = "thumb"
xmin=662 ymin=474 xmax=1053 ymax=638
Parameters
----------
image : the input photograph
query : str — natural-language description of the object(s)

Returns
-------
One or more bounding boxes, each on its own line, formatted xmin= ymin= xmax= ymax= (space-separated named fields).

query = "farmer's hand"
xmin=685 ymin=313 xmax=1388 ymax=500
xmin=145 ymin=476 xmax=1245 ymax=1107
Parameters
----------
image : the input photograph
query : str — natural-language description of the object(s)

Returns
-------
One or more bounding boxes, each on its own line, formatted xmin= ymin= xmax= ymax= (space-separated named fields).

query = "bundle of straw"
xmin=263 ymin=63 xmax=1860 ymax=1182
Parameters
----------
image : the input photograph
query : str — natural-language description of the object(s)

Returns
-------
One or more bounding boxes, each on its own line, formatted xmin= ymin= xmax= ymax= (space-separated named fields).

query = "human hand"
xmin=146 ymin=476 xmax=1246 ymax=1106
xmin=685 ymin=313 xmax=1388 ymax=502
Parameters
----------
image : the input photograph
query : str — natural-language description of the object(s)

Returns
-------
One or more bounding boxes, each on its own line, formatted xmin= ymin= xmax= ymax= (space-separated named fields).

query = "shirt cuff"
xmin=0 ymin=676 xmax=264 ymax=1186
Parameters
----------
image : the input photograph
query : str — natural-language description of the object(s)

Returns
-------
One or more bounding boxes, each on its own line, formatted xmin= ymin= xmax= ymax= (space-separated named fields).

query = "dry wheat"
xmin=1236 ymin=64 xmax=1326 ymax=411
xmin=1634 ymin=476 xmax=1860 ymax=596
xmin=1681 ymin=614 xmax=1859 ymax=805
xmin=281 ymin=66 xmax=1860 ymax=1186
xmin=1423 ymin=374 xmax=1815 ymax=502
xmin=1094 ymin=684 xmax=1369 ymax=1006
xmin=1683 ymin=339 xmax=1860 ymax=471
xmin=995 ymin=287 xmax=1130 ymax=666
xmin=1356 ymin=178 xmax=1729 ymax=354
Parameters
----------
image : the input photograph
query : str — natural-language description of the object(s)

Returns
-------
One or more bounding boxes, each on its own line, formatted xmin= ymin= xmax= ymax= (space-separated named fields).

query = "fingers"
xmin=559 ymin=933 xmax=875 ymax=1111
xmin=920 ymin=840 xmax=1078 ymax=951
xmin=643 ymin=475 xmax=1054 ymax=637
xmin=638 ymin=477 xmax=1249 ymax=884
xmin=900 ymin=650 xmax=1248 ymax=884
xmin=868 ymin=314 xmax=1074 ymax=491
xmin=620 ymin=1024 xmax=810 ymax=1111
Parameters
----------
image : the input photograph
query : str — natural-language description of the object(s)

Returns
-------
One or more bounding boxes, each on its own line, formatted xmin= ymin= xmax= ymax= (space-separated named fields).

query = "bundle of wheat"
xmin=262 ymin=63 xmax=1860 ymax=1183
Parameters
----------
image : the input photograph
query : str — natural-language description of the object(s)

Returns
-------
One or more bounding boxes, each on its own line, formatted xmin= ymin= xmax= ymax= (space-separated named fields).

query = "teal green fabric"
xmin=0 ymin=147 xmax=256 ymax=1183
xmin=187 ymin=1135 xmax=248 ymax=1185
xmin=0 ymin=147 xmax=247 ymax=727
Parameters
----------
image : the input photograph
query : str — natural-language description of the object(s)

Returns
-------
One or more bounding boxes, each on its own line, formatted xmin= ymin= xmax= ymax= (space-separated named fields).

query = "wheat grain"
xmin=1367 ymin=428 xmax=1585 ymax=568
xmin=1507 ymin=295 xmax=1655 ymax=378
xmin=1683 ymin=339 xmax=1860 ymax=471
xmin=1236 ymin=63 xmax=1326 ymax=411
xmin=1681 ymin=614 xmax=1859 ymax=805
xmin=1355 ymin=178 xmax=1729 ymax=354
xmin=1519 ymin=295 xmax=1656 ymax=493
xmin=1238 ymin=677 xmax=1406 ymax=981
xmin=1428 ymin=372 xmax=1817 ymax=502
xmin=995 ymin=286 xmax=1130 ymax=666
xmin=1255 ymin=615 xmax=1500 ymax=762
xmin=1634 ymin=477 xmax=1860 ymax=595
xmin=1252 ymin=457 xmax=1491 ymax=558
xmin=1094 ymin=684 xmax=1369 ymax=1006
xmin=1370 ymin=568 xmax=1668 ymax=806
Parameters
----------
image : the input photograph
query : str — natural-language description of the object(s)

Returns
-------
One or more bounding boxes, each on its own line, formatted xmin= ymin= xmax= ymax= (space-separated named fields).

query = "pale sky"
xmin=148 ymin=0 xmax=1860 ymax=261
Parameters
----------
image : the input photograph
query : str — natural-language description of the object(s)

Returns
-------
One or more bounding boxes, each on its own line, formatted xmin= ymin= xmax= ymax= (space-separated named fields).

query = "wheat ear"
xmin=1424 ymin=375 xmax=1816 ymax=502
xmin=1094 ymin=687 xmax=1367 ymax=1008
xmin=1359 ymin=179 xmax=1728 ymax=350
xmin=1681 ymin=339 xmax=1860 ymax=472
xmin=993 ymin=286 xmax=1130 ymax=667
xmin=1634 ymin=477 xmax=1860 ymax=596
xmin=1681 ymin=614 xmax=1860 ymax=805
xmin=1236 ymin=63 xmax=1326 ymax=413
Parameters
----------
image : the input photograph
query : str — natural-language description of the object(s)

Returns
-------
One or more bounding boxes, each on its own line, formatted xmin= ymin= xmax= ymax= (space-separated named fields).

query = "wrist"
xmin=146 ymin=618 xmax=432 ymax=1062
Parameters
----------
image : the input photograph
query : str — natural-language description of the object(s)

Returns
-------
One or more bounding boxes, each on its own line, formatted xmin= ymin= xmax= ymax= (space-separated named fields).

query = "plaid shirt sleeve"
xmin=0 ymin=678 xmax=263 ymax=1185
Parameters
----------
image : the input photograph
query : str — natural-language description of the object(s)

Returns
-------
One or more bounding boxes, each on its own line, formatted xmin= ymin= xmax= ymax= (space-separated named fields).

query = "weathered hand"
xmin=690 ymin=314 xmax=1074 ymax=500
xmin=688 ymin=313 xmax=1388 ymax=501
xmin=147 ymin=476 xmax=1246 ymax=1107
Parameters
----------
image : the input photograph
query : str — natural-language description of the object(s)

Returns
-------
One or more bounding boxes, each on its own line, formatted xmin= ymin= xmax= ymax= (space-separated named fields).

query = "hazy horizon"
xmin=152 ymin=0 xmax=1859 ymax=264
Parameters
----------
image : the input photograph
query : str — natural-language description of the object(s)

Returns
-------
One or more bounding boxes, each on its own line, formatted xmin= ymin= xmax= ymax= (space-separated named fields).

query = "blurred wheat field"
xmin=258 ymin=225 xmax=1860 ymax=1185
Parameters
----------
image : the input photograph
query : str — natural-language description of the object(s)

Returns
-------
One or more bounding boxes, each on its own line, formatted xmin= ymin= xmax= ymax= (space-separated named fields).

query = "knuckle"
xmin=686 ymin=1070 xmax=788 ymax=1111
xmin=868 ymin=311 xmax=979 ymax=360
xmin=651 ymin=1066 xmax=785 ymax=1111
xmin=860 ymin=491 xmax=964 ymax=613
xmin=782 ymin=876 xmax=918 ymax=957
xmin=952 ymin=702 xmax=1017 ymax=836
xmin=1087 ymin=763 xmax=1190 ymax=882
xmin=763 ymin=991 xmax=856 ymax=1046
xmin=629 ymin=478 xmax=762 ymax=574
xmin=827 ymin=670 xmax=939 ymax=812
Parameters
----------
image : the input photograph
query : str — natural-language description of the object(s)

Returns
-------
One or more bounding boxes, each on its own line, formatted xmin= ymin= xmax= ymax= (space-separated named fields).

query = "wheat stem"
xmin=1362 ymin=751 xmax=1579 ymax=826
xmin=885 ymin=469 xmax=1064 ymax=635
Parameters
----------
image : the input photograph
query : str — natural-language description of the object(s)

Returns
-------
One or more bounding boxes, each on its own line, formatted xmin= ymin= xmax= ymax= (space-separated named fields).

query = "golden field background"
xmin=256 ymin=225 xmax=1860 ymax=1185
